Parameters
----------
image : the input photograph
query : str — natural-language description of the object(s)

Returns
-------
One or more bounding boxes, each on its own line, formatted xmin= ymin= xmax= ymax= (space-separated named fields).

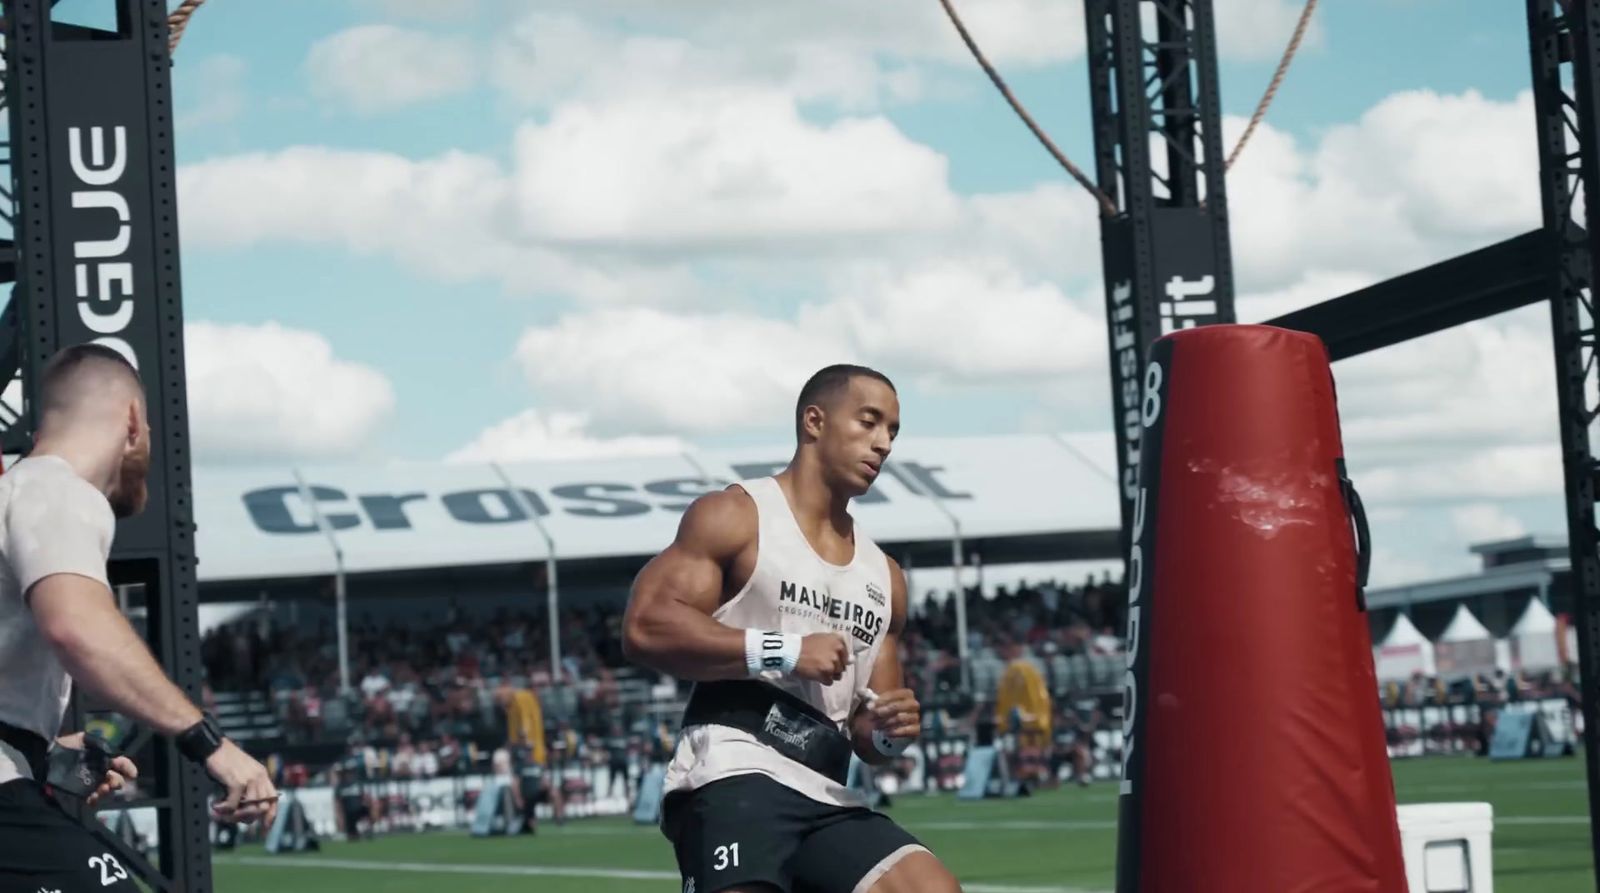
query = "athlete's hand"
xmin=793 ymin=633 xmax=851 ymax=684
xmin=205 ymin=739 xmax=280 ymax=827
xmin=53 ymin=732 xmax=139 ymax=808
xmin=866 ymin=688 xmax=922 ymax=740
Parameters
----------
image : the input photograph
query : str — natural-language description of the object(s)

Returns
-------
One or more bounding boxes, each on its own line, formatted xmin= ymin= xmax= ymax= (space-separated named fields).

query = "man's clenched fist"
xmin=866 ymin=688 xmax=921 ymax=741
xmin=794 ymin=633 xmax=850 ymax=684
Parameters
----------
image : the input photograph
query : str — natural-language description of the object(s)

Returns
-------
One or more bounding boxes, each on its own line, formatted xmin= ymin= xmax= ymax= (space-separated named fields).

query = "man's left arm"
xmin=850 ymin=558 xmax=920 ymax=766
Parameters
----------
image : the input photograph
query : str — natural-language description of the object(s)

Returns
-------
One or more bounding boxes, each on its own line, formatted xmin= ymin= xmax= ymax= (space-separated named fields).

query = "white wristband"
xmin=872 ymin=728 xmax=910 ymax=757
xmin=745 ymin=629 xmax=801 ymax=677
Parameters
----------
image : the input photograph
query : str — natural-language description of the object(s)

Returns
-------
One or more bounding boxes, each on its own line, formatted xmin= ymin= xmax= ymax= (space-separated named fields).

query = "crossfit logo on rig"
xmin=1109 ymin=280 xmax=1141 ymax=502
xmin=67 ymin=125 xmax=138 ymax=370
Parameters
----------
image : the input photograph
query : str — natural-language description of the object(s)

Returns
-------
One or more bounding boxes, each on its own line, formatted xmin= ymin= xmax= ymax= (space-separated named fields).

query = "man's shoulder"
xmin=679 ymin=487 xmax=757 ymax=537
xmin=0 ymin=457 xmax=113 ymax=550
xmin=2 ymin=456 xmax=105 ymax=511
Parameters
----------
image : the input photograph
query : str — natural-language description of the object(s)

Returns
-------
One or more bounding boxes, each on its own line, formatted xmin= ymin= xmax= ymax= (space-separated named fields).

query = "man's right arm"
xmin=621 ymin=489 xmax=754 ymax=681
xmin=29 ymin=573 xmax=202 ymax=736
xmin=622 ymin=489 xmax=851 ymax=684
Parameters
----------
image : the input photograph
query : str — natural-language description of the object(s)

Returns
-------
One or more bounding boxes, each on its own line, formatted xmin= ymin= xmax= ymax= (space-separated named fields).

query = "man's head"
xmin=794 ymin=363 xmax=900 ymax=497
xmin=37 ymin=343 xmax=151 ymax=518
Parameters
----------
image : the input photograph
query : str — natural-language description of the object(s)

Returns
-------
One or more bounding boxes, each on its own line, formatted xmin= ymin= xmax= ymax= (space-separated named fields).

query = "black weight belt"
xmin=681 ymin=679 xmax=853 ymax=786
xmin=0 ymin=720 xmax=48 ymax=781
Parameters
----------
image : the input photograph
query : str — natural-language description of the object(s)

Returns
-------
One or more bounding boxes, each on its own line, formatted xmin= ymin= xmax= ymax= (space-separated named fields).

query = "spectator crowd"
xmin=200 ymin=574 xmax=1129 ymax=751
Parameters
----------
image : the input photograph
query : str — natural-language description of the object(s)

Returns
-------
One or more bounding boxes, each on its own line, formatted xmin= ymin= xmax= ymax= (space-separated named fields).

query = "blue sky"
xmin=152 ymin=0 xmax=1558 ymax=585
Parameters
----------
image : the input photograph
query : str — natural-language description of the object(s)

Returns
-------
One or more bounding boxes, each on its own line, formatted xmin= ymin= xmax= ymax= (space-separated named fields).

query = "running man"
xmin=623 ymin=364 xmax=961 ymax=893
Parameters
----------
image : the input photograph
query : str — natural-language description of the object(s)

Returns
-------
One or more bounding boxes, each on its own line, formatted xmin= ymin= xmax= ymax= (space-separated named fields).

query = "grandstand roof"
xmin=1365 ymin=540 xmax=1568 ymax=611
xmin=190 ymin=432 xmax=1122 ymax=583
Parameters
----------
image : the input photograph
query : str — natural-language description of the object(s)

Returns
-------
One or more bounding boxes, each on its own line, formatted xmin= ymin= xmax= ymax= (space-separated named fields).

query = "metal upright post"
xmin=2 ymin=1 xmax=214 ymax=887
xmin=1084 ymin=0 xmax=1236 ymax=555
xmin=293 ymin=469 xmax=350 ymax=694
xmin=1526 ymin=0 xmax=1600 ymax=873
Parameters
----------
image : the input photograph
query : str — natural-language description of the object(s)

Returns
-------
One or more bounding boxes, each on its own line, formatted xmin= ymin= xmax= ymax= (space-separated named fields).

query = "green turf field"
xmin=212 ymin=757 xmax=1593 ymax=892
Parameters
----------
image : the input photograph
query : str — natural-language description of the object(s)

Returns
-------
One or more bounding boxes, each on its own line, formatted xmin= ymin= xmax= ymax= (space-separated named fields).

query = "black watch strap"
xmin=176 ymin=713 xmax=224 ymax=764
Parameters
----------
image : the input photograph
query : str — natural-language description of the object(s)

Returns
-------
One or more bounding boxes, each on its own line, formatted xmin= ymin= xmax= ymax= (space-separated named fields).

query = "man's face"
xmin=814 ymin=376 xmax=900 ymax=497
xmin=109 ymin=401 xmax=151 ymax=519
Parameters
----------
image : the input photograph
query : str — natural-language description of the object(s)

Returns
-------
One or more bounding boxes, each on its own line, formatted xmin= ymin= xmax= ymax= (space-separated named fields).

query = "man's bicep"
xmin=28 ymin=571 xmax=116 ymax=635
xmin=632 ymin=543 xmax=724 ymax=615
xmin=632 ymin=490 xmax=750 ymax=612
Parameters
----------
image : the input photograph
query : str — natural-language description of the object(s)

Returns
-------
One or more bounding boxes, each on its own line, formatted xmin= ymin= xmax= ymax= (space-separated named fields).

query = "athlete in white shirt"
xmin=0 ymin=345 xmax=277 ymax=892
xmin=624 ymin=364 xmax=961 ymax=893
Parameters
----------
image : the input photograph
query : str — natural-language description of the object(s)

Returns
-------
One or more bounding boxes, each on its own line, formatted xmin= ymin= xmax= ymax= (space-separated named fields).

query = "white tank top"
xmin=662 ymin=476 xmax=894 ymax=808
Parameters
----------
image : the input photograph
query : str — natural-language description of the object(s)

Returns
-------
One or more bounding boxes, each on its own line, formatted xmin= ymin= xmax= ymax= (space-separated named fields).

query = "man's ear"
xmin=802 ymin=405 xmax=825 ymax=440
xmin=126 ymin=401 xmax=141 ymax=447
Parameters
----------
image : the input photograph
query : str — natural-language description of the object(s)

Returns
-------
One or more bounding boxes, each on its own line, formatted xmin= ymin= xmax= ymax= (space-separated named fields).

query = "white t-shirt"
xmin=0 ymin=455 xmax=115 ymax=783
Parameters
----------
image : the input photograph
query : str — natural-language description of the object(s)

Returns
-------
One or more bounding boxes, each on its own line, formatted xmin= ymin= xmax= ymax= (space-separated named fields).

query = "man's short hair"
xmin=794 ymin=364 xmax=896 ymax=439
xmin=39 ymin=343 xmax=141 ymax=413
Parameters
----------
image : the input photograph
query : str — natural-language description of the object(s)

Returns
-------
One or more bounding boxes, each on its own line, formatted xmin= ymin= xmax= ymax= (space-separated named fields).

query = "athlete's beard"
xmin=109 ymin=442 xmax=151 ymax=519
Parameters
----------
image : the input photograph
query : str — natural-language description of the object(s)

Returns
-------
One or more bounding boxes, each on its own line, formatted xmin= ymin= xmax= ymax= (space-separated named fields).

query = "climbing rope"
xmin=939 ymin=0 xmax=1319 ymax=206
xmin=1225 ymin=0 xmax=1318 ymax=171
xmin=937 ymin=0 xmax=1119 ymax=217
xmin=167 ymin=0 xmax=208 ymax=55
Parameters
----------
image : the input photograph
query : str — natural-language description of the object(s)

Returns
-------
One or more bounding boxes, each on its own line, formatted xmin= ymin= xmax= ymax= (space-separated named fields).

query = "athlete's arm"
xmin=622 ymin=489 xmax=758 ymax=681
xmin=29 ymin=573 xmax=203 ymax=736
xmin=850 ymin=557 xmax=921 ymax=765
xmin=30 ymin=576 xmax=281 ymax=824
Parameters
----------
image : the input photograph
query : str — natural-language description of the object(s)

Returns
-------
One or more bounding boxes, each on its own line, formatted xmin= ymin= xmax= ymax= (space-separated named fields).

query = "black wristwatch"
xmin=175 ymin=712 xmax=225 ymax=764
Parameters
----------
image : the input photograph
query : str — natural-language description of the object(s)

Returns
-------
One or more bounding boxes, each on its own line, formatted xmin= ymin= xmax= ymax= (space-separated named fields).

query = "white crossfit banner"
xmin=188 ymin=432 xmax=1120 ymax=582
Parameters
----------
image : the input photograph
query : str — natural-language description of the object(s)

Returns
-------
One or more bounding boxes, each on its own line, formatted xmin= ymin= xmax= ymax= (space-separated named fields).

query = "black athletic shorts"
xmin=663 ymin=774 xmax=927 ymax=893
xmin=0 ymin=780 xmax=140 ymax=892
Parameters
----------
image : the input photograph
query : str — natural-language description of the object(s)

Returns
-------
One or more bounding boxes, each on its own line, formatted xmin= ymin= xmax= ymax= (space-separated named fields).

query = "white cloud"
xmin=504 ymin=251 xmax=1102 ymax=434
xmin=184 ymin=322 xmax=395 ymax=462
xmin=512 ymin=308 xmax=854 ymax=435
xmin=488 ymin=15 xmax=913 ymax=111
xmin=803 ymin=259 xmax=1105 ymax=382
xmin=1367 ymin=544 xmax=1455 ymax=588
xmin=1235 ymin=270 xmax=1378 ymax=323
xmin=964 ymin=181 xmax=1103 ymax=286
xmin=1223 ymin=90 xmax=1539 ymax=296
xmin=1335 ymin=308 xmax=1556 ymax=456
xmin=176 ymin=145 xmax=700 ymax=305
xmin=488 ymin=3 xmax=1086 ymax=113
xmin=306 ymin=25 xmax=479 ymax=114
xmin=1212 ymin=0 xmax=1325 ymax=62
xmin=1353 ymin=444 xmax=1562 ymax=505
xmin=447 ymin=409 xmax=688 ymax=463
xmin=509 ymin=87 xmax=960 ymax=250
xmin=178 ymin=79 xmax=961 ymax=299
xmin=1452 ymin=503 xmax=1528 ymax=544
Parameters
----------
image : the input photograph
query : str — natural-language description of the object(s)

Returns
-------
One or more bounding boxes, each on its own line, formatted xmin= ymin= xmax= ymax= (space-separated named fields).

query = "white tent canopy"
xmin=1512 ymin=597 xmax=1558 ymax=635
xmin=1434 ymin=604 xmax=1504 ymax=677
xmin=1437 ymin=604 xmax=1493 ymax=643
xmin=1512 ymin=598 xmax=1564 ymax=672
xmin=1382 ymin=613 xmax=1430 ymax=647
xmin=1373 ymin=613 xmax=1436 ymax=681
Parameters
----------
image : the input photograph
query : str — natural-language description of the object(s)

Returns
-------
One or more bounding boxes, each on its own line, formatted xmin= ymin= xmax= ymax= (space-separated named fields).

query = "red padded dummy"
xmin=1115 ymin=324 xmax=1406 ymax=893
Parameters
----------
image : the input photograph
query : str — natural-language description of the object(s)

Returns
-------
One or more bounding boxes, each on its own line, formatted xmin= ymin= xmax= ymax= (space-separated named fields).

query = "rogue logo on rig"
xmin=67 ymin=125 xmax=138 ymax=370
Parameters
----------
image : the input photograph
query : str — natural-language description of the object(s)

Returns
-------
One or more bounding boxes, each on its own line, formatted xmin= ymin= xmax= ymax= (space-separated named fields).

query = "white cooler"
xmin=1396 ymin=802 xmax=1494 ymax=892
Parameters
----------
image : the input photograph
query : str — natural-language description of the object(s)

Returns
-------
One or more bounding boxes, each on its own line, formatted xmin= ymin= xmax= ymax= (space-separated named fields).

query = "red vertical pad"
xmin=1116 ymin=325 xmax=1406 ymax=893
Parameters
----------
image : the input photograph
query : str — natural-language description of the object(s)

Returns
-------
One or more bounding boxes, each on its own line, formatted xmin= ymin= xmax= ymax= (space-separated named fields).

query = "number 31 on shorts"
xmin=713 ymin=842 xmax=740 ymax=870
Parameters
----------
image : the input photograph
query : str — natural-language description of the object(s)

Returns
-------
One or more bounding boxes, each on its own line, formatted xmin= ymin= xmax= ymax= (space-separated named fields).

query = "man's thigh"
xmin=0 ymin=781 xmax=140 ymax=893
xmin=791 ymin=809 xmax=931 ymax=893
xmin=664 ymin=775 xmax=809 ymax=893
